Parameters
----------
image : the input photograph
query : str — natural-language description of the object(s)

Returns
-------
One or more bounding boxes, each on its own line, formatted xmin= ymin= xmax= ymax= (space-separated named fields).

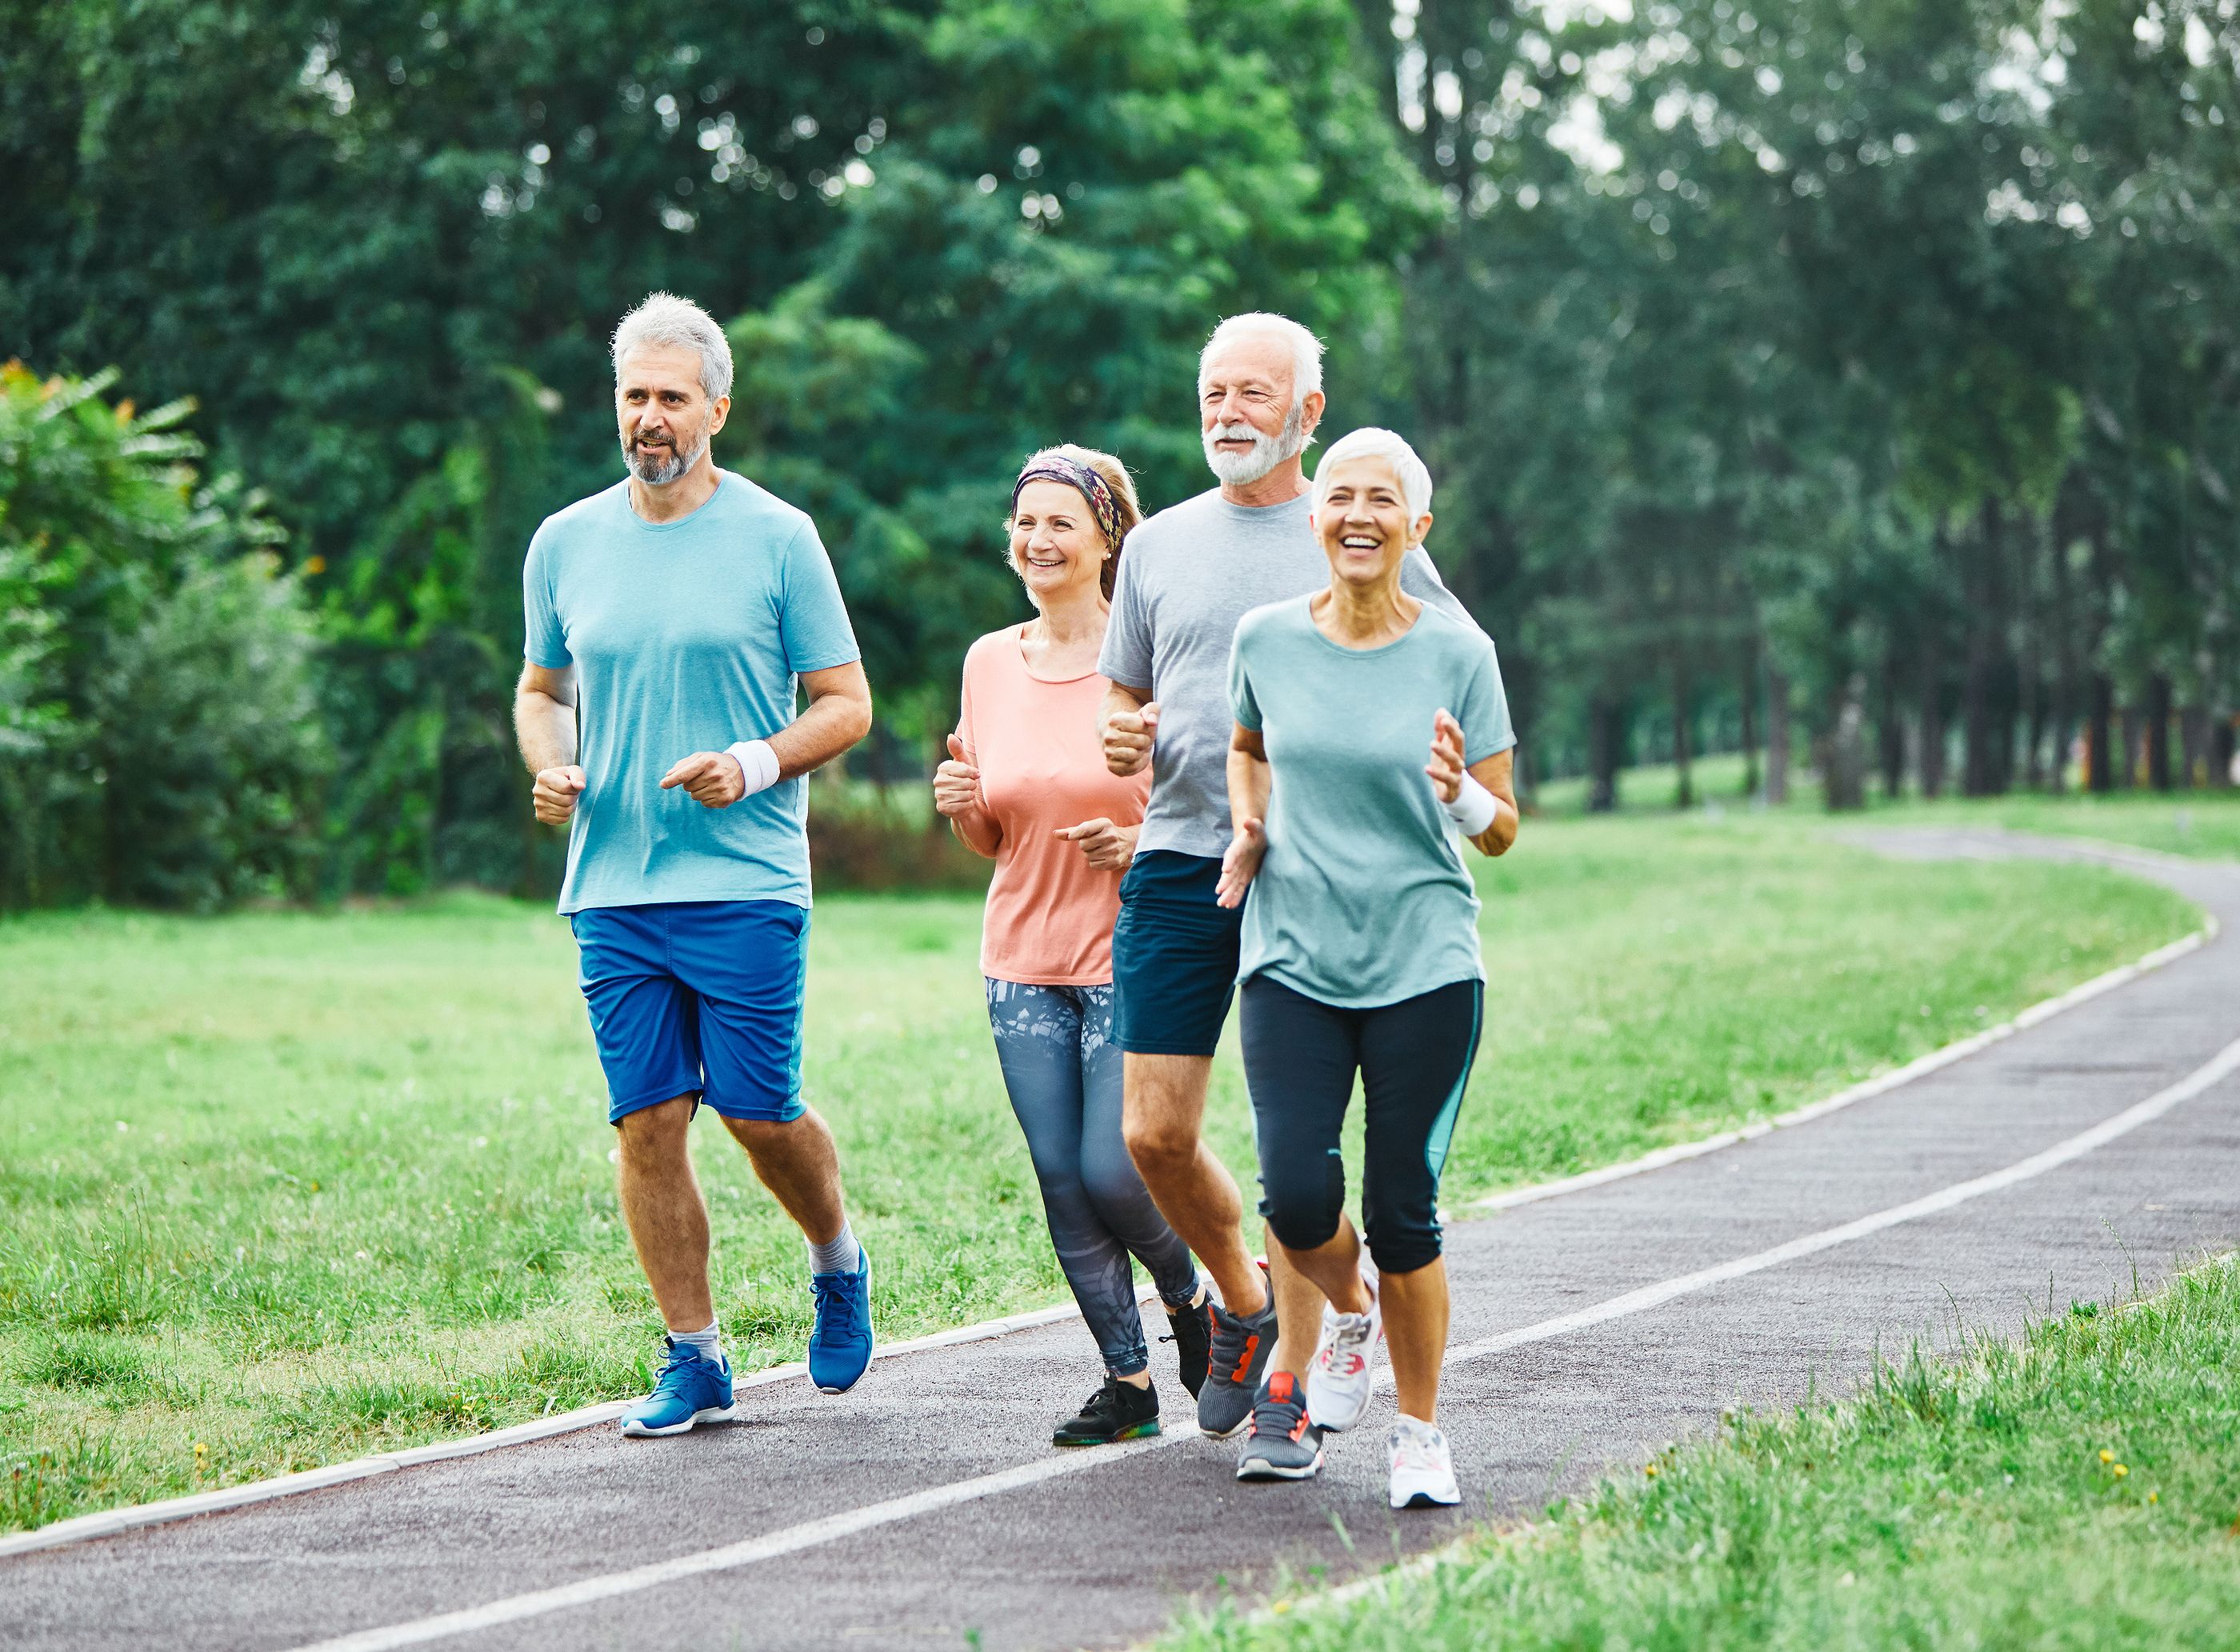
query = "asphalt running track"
xmin=4 ymin=827 xmax=2236 ymax=1652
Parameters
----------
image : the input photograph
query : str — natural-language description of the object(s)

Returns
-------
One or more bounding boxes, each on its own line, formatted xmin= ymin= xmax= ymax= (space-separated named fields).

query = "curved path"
xmin=5 ymin=829 xmax=2236 ymax=1652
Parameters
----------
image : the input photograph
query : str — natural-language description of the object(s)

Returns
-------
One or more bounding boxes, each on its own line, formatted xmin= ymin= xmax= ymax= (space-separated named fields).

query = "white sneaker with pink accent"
xmin=1387 ymin=1414 xmax=1461 ymax=1509
xmin=1305 ymin=1274 xmax=1382 ymax=1432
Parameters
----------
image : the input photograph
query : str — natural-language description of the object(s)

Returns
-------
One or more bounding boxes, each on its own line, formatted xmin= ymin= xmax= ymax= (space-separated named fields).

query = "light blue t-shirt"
xmin=1229 ymin=594 xmax=1514 ymax=1009
xmin=522 ymin=472 xmax=860 ymax=914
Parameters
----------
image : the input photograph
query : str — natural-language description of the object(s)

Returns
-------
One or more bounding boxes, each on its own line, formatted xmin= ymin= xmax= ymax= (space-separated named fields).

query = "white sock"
xmin=807 ymin=1219 xmax=861 ymax=1277
xmin=672 ymin=1319 xmax=722 ymax=1364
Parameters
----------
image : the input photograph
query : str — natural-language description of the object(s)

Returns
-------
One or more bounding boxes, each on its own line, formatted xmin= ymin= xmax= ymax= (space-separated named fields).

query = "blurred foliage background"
xmin=2 ymin=0 xmax=2236 ymax=907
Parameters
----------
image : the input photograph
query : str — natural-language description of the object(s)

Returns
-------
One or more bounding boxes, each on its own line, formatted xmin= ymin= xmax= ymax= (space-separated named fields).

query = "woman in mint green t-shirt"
xmin=1214 ymin=427 xmax=1520 ymax=1511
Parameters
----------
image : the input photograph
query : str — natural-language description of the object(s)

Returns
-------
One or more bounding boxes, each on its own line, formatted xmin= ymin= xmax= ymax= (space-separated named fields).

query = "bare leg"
xmin=615 ymin=1094 xmax=715 ymax=1330
xmin=1379 ymin=1257 xmax=1450 ymax=1422
xmin=1120 ymin=1053 xmax=1268 ymax=1318
xmin=1266 ymin=1216 xmax=1374 ymax=1383
xmin=718 ymin=1106 xmax=848 ymax=1246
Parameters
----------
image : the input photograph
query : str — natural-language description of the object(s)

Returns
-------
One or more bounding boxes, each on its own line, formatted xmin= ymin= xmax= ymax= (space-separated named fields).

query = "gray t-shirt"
xmin=1098 ymin=487 xmax=1480 ymax=859
xmin=1230 ymin=595 xmax=1514 ymax=1008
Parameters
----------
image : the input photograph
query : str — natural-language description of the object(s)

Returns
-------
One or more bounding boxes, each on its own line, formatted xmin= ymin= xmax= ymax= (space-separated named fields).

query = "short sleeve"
xmin=779 ymin=518 xmax=862 ymax=674
xmin=1399 ymin=548 xmax=1486 ymax=640
xmin=1098 ymin=531 xmax=1154 ymax=693
xmin=1228 ymin=630 xmax=1263 ymax=733
xmin=1458 ymin=638 xmax=1517 ymax=763
xmin=522 ymin=524 xmax=570 ymax=669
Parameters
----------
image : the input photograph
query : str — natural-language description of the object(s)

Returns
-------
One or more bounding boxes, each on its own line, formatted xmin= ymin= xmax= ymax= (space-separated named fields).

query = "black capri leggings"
xmin=1238 ymin=975 xmax=1482 ymax=1277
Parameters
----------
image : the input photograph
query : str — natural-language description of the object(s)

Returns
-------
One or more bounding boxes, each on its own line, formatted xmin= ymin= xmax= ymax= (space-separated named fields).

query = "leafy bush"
xmin=0 ymin=363 xmax=329 ymax=910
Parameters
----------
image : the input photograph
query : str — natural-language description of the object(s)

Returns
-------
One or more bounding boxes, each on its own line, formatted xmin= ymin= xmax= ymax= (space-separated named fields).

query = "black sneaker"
xmin=1162 ymin=1294 xmax=1213 ymax=1398
xmin=1234 ymin=1370 xmax=1325 ymax=1481
xmin=1197 ymin=1295 xmax=1278 ymax=1438
xmin=1053 ymin=1376 xmax=1162 ymax=1447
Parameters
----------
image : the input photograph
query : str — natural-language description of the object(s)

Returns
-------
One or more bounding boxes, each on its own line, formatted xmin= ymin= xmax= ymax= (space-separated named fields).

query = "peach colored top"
xmin=957 ymin=626 xmax=1152 ymax=986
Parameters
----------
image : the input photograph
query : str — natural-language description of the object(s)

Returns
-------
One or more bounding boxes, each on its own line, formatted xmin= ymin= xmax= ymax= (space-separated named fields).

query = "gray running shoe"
xmin=1234 ymin=1371 xmax=1325 ymax=1481
xmin=1197 ymin=1295 xmax=1278 ymax=1438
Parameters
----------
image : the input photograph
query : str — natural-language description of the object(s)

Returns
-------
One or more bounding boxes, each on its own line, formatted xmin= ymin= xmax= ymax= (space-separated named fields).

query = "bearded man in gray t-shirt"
xmin=1097 ymin=312 xmax=1478 ymax=1446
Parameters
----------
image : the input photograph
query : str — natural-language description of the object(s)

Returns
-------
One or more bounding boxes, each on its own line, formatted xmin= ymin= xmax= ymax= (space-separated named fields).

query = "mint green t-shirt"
xmin=1228 ymin=594 xmax=1514 ymax=1009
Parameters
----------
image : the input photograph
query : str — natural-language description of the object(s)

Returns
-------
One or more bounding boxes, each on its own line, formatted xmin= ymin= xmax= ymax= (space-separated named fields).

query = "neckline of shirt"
xmin=618 ymin=470 xmax=732 ymax=532
xmin=1009 ymin=624 xmax=1105 ymax=686
xmin=1298 ymin=591 xmax=1433 ymax=658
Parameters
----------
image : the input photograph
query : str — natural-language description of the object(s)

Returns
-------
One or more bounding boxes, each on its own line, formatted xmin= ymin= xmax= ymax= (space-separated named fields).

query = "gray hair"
xmin=1198 ymin=312 xmax=1324 ymax=404
xmin=1312 ymin=426 xmax=1433 ymax=522
xmin=611 ymin=292 xmax=734 ymax=402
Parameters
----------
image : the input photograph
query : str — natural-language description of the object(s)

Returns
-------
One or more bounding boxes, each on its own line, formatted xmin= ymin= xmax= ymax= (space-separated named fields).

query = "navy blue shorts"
xmin=569 ymin=901 xmax=809 ymax=1126
xmin=1112 ymin=850 xmax=1242 ymax=1058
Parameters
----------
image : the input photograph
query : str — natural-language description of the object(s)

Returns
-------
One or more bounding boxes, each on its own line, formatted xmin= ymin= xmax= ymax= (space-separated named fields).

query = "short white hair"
xmin=1198 ymin=312 xmax=1324 ymax=403
xmin=611 ymin=292 xmax=734 ymax=402
xmin=1311 ymin=426 xmax=1433 ymax=521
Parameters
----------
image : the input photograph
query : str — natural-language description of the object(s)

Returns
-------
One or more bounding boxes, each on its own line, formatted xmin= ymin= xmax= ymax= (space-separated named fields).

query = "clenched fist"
xmin=934 ymin=734 xmax=983 ymax=818
xmin=1103 ymin=699 xmax=1159 ymax=777
xmin=661 ymin=751 xmax=747 ymax=809
xmin=533 ymin=765 xmax=586 ymax=826
xmin=1056 ymin=817 xmax=1138 ymax=873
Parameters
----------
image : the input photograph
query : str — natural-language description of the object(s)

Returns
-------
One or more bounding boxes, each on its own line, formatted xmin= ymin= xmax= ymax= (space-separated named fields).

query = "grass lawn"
xmin=0 ymin=814 xmax=2198 ymax=1529
xmin=1166 ymin=1258 xmax=2240 ymax=1652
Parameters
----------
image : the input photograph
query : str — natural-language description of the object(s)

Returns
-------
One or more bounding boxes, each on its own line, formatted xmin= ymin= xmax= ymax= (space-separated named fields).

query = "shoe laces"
xmin=810 ymin=1269 xmax=870 ymax=1345
xmin=1250 ymin=1384 xmax=1309 ymax=1442
xmin=651 ymin=1342 xmax=709 ymax=1392
xmin=1390 ymin=1419 xmax=1446 ymax=1472
xmin=1206 ymin=1303 xmax=1261 ymax=1374
xmin=1078 ymin=1376 xmax=1138 ymax=1422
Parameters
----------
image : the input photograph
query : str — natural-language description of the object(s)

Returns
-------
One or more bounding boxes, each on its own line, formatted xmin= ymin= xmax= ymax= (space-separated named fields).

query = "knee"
xmin=1122 ymin=1113 xmax=1194 ymax=1175
xmin=1362 ymin=1213 xmax=1442 ymax=1277
xmin=1261 ymin=1157 xmax=1345 ymax=1258
xmin=614 ymin=1094 xmax=694 ymax=1158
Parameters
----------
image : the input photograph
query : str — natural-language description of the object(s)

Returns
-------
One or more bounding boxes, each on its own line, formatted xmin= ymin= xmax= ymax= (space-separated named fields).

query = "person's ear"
xmin=706 ymin=394 xmax=731 ymax=438
xmin=1410 ymin=510 xmax=1434 ymax=549
xmin=1298 ymin=388 xmax=1326 ymax=437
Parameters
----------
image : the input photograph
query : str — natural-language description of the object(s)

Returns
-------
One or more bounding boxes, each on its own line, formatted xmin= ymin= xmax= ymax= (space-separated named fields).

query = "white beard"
xmin=1202 ymin=400 xmax=1310 ymax=486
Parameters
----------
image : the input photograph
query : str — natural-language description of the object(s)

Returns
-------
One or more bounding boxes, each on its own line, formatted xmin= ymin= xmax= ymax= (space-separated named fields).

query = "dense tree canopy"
xmin=2 ymin=0 xmax=2234 ymax=905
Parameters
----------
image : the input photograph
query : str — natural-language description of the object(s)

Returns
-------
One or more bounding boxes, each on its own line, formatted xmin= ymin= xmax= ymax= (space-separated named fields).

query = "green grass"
xmin=1866 ymin=790 xmax=2240 ymax=863
xmin=1166 ymin=1258 xmax=2240 ymax=1651
xmin=0 ymin=816 xmax=2197 ymax=1529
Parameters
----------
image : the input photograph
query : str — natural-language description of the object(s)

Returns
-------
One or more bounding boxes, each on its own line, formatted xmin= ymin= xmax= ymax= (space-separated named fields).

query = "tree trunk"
xmin=1587 ymin=696 xmax=1621 ymax=814
xmin=1765 ymin=666 xmax=1790 ymax=805
xmin=1739 ymin=644 xmax=1760 ymax=798
xmin=1878 ymin=639 xmax=1906 ymax=798
xmin=2213 ymin=714 xmax=2236 ymax=791
xmin=2022 ymin=677 xmax=2047 ymax=790
xmin=1825 ymin=674 xmax=1869 ymax=811
xmin=2181 ymin=701 xmax=2210 ymax=789
xmin=2121 ymin=705 xmax=2142 ymax=789
xmin=1918 ymin=644 xmax=1946 ymax=799
xmin=1670 ymin=659 xmax=1694 ymax=811
xmin=2145 ymin=675 xmax=2174 ymax=791
xmin=2087 ymin=674 xmax=2115 ymax=793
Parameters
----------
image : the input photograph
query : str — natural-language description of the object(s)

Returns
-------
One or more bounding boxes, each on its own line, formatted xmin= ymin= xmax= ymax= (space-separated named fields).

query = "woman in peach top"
xmin=935 ymin=446 xmax=1206 ymax=1446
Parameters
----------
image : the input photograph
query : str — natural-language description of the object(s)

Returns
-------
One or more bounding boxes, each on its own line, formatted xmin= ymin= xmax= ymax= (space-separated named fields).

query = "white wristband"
xmin=1443 ymin=772 xmax=1500 ymax=837
xmin=724 ymin=739 xmax=782 ymax=797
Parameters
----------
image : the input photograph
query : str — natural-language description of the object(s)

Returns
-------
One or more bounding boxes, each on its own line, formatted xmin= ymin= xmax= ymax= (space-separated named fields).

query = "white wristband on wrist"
xmin=1443 ymin=772 xmax=1502 ymax=837
xmin=724 ymin=739 xmax=782 ymax=798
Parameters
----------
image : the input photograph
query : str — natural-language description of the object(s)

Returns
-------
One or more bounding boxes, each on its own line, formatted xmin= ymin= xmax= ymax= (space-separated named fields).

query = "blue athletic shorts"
xmin=568 ymin=901 xmax=809 ymax=1126
xmin=1111 ymin=850 xmax=1242 ymax=1058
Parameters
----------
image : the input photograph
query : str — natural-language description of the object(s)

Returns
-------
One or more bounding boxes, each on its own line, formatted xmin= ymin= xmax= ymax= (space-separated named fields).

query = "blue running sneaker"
xmin=807 ymin=1247 xmax=874 ymax=1394
xmin=619 ymin=1339 xmax=736 ymax=1438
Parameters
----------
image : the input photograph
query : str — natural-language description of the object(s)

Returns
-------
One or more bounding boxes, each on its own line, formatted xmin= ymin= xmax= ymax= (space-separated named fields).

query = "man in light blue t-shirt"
xmin=514 ymin=293 xmax=875 ymax=1436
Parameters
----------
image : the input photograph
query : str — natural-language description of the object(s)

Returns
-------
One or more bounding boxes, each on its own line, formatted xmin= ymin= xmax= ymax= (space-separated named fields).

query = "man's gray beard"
xmin=1202 ymin=400 xmax=1310 ymax=487
xmin=622 ymin=433 xmax=707 ymax=486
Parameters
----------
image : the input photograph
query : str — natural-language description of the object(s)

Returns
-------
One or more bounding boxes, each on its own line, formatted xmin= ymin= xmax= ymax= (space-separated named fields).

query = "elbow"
xmin=841 ymin=688 xmax=874 ymax=751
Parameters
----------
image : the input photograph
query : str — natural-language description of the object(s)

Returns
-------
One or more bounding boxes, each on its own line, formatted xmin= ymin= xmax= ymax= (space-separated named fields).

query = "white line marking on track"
xmin=279 ymin=1031 xmax=2240 ymax=1652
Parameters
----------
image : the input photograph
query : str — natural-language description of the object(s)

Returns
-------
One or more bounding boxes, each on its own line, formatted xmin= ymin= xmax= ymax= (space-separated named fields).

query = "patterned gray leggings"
xmin=986 ymin=980 xmax=1200 ymax=1376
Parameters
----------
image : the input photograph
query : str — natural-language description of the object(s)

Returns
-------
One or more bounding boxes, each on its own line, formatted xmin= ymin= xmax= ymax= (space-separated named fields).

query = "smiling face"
xmin=1311 ymin=454 xmax=1432 ymax=590
xmin=1008 ymin=479 xmax=1110 ymax=608
xmin=1199 ymin=331 xmax=1321 ymax=486
xmin=615 ymin=342 xmax=729 ymax=485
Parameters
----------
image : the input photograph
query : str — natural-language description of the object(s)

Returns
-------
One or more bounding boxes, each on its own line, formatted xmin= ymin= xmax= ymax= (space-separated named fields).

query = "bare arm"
xmin=1214 ymin=724 xmax=1269 ymax=908
xmin=1466 ymin=749 xmax=1520 ymax=857
xmin=1426 ymin=711 xmax=1520 ymax=857
xmin=935 ymin=733 xmax=1002 ymax=858
xmin=661 ymin=660 xmax=876 ymax=806
xmin=515 ymin=662 xmax=584 ymax=825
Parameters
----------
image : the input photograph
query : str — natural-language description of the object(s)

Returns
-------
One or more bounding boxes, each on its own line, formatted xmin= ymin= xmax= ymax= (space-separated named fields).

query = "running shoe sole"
xmin=620 ymin=1403 xmax=738 ymax=1438
xmin=1393 ymin=1486 xmax=1461 ymax=1509
xmin=1052 ymin=1419 xmax=1161 ymax=1448
xmin=1236 ymin=1446 xmax=1325 ymax=1481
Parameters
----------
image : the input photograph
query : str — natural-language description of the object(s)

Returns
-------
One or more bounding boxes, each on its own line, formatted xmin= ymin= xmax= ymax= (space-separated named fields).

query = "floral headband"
xmin=1010 ymin=455 xmax=1124 ymax=554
